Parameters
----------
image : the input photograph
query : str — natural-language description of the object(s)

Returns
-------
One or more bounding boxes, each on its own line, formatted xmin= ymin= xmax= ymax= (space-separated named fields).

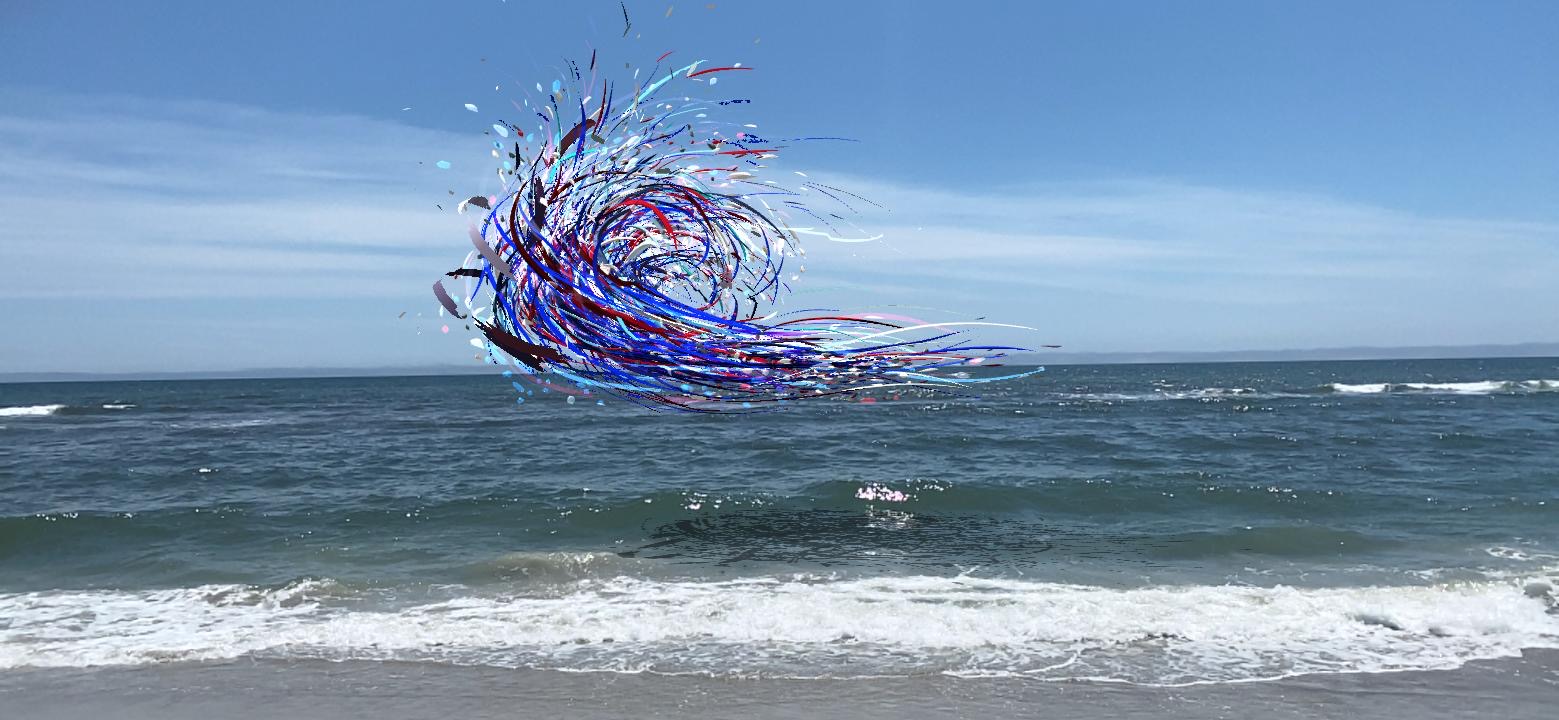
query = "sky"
xmin=1 ymin=0 xmax=1556 ymax=373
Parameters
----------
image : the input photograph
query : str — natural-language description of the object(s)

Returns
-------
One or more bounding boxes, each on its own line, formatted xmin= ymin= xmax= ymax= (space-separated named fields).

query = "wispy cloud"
xmin=0 ymin=91 xmax=498 ymax=299
xmin=792 ymin=175 xmax=1559 ymax=349
xmin=1 ymin=89 xmax=1555 ymax=369
xmin=807 ymin=175 xmax=1558 ymax=282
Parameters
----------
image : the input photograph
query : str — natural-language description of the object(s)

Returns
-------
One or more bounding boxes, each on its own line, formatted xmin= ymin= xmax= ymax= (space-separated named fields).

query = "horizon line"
xmin=2 ymin=341 xmax=1556 ymax=385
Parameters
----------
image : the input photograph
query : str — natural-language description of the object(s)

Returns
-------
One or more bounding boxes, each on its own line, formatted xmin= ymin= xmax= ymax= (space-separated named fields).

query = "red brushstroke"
xmin=688 ymin=66 xmax=751 ymax=78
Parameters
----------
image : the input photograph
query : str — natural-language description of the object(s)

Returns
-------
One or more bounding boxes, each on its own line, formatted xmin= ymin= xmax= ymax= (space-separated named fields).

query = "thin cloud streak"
xmin=1 ymin=90 xmax=1555 ymax=366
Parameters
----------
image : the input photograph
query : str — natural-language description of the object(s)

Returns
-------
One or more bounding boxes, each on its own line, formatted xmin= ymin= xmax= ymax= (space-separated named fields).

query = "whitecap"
xmin=0 ymin=404 xmax=65 ymax=417
xmin=1329 ymin=379 xmax=1559 ymax=395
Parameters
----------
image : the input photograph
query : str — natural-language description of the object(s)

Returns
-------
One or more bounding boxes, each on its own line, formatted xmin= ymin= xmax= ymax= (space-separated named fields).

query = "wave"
xmin=464 ymin=551 xmax=650 ymax=583
xmin=0 ymin=404 xmax=65 ymax=417
xmin=0 ymin=403 xmax=139 ymax=418
xmin=1152 ymin=526 xmax=1392 ymax=559
xmin=2 ymin=573 xmax=1555 ymax=685
xmin=1049 ymin=379 xmax=1559 ymax=403
xmin=1327 ymin=379 xmax=1559 ymax=395
xmin=0 ymin=488 xmax=1475 ymax=571
xmin=1055 ymin=387 xmax=1275 ymax=403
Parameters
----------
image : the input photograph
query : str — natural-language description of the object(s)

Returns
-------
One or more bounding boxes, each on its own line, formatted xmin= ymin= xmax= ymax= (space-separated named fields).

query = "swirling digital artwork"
xmin=433 ymin=52 xmax=1038 ymax=412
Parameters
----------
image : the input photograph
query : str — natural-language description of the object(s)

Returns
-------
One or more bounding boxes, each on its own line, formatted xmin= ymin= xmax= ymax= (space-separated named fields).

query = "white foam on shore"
xmin=0 ymin=404 xmax=66 ymax=417
xmin=2 ymin=574 xmax=1555 ymax=685
xmin=1329 ymin=379 xmax=1559 ymax=395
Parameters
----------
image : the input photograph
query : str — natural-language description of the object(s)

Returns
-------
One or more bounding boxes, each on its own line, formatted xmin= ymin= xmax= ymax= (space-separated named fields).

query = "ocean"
xmin=2 ymin=357 xmax=1557 ymax=717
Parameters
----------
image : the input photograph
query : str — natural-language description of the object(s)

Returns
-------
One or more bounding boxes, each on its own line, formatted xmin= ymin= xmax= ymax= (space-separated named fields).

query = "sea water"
xmin=1 ymin=357 xmax=1556 ymax=687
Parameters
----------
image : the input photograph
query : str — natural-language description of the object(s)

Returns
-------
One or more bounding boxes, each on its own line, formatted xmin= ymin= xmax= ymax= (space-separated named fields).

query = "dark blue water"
xmin=2 ymin=358 xmax=1556 ymax=684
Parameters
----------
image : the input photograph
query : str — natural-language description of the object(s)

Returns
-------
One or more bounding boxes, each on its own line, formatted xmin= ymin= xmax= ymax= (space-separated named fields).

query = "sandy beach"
xmin=4 ymin=650 xmax=1557 ymax=720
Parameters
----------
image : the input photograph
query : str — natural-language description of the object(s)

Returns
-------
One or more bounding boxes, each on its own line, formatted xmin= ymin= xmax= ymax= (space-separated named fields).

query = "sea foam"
xmin=0 ymin=404 xmax=66 ymax=417
xmin=1328 ymin=379 xmax=1559 ymax=395
xmin=2 ymin=573 xmax=1555 ymax=685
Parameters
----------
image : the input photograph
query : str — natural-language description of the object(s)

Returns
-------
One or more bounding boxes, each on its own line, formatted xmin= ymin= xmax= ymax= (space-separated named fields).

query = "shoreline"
xmin=3 ymin=650 xmax=1556 ymax=720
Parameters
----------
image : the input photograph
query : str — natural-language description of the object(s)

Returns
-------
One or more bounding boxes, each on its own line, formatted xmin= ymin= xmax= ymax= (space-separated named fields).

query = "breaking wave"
xmin=1327 ymin=379 xmax=1559 ymax=395
xmin=2 ymin=572 xmax=1555 ymax=685
xmin=0 ymin=403 xmax=138 ymax=418
xmin=0 ymin=404 xmax=66 ymax=417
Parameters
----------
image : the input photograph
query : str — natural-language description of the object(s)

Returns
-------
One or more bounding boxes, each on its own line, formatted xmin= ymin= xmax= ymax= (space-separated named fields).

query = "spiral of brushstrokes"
xmin=435 ymin=55 xmax=1036 ymax=411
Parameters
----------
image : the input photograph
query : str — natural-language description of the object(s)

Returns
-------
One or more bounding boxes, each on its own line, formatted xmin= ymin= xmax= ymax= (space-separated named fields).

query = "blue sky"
xmin=1 ymin=1 xmax=1556 ymax=372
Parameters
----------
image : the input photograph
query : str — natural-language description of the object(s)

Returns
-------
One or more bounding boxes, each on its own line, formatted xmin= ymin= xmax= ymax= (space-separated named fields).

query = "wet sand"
xmin=3 ymin=650 xmax=1556 ymax=720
